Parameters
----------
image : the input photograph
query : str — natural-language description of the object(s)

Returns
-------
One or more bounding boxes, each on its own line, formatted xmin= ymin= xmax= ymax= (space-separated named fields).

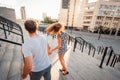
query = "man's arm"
xmin=22 ymin=56 xmax=33 ymax=79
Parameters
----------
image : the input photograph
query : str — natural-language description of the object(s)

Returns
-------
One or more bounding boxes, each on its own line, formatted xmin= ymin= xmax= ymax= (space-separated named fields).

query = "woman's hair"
xmin=24 ymin=20 xmax=38 ymax=33
xmin=45 ymin=22 xmax=64 ymax=35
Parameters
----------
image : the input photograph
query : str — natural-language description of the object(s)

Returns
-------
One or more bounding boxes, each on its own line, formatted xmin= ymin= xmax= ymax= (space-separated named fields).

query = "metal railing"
xmin=72 ymin=35 xmax=120 ymax=69
xmin=73 ymin=37 xmax=96 ymax=57
xmin=0 ymin=16 xmax=24 ymax=46
xmin=39 ymin=28 xmax=120 ymax=70
xmin=98 ymin=46 xmax=120 ymax=68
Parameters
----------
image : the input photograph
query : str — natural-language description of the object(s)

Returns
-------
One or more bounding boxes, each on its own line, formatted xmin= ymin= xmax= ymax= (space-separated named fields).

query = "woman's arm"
xmin=48 ymin=43 xmax=52 ymax=55
xmin=66 ymin=35 xmax=69 ymax=41
xmin=51 ymin=37 xmax=61 ymax=52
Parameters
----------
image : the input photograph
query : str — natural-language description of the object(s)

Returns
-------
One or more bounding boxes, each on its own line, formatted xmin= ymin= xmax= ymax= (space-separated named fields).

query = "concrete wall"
xmin=0 ymin=7 xmax=16 ymax=22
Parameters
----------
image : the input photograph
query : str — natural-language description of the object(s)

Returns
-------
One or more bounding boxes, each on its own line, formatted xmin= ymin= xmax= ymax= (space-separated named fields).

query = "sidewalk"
xmin=66 ymin=30 xmax=120 ymax=54
xmin=45 ymin=35 xmax=120 ymax=80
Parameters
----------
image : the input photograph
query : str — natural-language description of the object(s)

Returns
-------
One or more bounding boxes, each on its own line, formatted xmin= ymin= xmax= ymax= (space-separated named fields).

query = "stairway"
xmin=0 ymin=16 xmax=24 ymax=80
xmin=0 ymin=34 xmax=23 ymax=80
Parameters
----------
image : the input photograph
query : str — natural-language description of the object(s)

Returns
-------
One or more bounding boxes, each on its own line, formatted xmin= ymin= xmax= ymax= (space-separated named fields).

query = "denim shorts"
xmin=30 ymin=65 xmax=51 ymax=80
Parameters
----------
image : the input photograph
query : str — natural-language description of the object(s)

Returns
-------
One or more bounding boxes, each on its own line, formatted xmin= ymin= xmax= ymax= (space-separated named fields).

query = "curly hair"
xmin=45 ymin=22 xmax=64 ymax=35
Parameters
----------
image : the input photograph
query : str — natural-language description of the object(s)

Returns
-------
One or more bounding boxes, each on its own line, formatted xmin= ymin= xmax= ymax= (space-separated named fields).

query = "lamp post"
xmin=109 ymin=6 xmax=117 ymax=35
xmin=66 ymin=0 xmax=70 ymax=30
xmin=98 ymin=11 xmax=107 ymax=40
xmin=71 ymin=0 xmax=76 ymax=34
xmin=115 ymin=19 xmax=120 ymax=36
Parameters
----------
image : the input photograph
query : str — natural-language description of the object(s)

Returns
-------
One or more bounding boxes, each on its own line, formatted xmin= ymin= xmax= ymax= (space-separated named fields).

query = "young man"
xmin=22 ymin=20 xmax=51 ymax=80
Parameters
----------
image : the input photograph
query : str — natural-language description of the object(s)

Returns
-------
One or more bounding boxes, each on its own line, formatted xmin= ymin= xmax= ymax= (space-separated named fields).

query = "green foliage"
xmin=41 ymin=16 xmax=58 ymax=24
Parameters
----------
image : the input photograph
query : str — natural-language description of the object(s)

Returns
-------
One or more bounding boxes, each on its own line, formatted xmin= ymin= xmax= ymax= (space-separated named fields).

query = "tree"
xmin=41 ymin=16 xmax=58 ymax=24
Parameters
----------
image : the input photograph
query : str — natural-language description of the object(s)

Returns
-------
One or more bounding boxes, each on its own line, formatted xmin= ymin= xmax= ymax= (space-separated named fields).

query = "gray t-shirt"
xmin=22 ymin=34 xmax=50 ymax=72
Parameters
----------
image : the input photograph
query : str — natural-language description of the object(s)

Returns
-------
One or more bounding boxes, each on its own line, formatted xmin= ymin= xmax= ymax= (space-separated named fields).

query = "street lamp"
xmin=71 ymin=0 xmax=76 ymax=34
xmin=109 ymin=6 xmax=118 ymax=35
xmin=98 ymin=11 xmax=108 ymax=40
xmin=115 ymin=19 xmax=120 ymax=36
xmin=66 ymin=0 xmax=70 ymax=30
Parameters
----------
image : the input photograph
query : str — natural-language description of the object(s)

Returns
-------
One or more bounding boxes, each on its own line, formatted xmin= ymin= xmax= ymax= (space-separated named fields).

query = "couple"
xmin=22 ymin=20 xmax=69 ymax=80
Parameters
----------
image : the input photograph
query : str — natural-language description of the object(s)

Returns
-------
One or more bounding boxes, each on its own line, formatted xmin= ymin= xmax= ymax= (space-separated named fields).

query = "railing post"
xmin=110 ymin=54 xmax=116 ymax=67
xmin=112 ymin=57 xmax=117 ymax=67
xmin=79 ymin=43 xmax=81 ymax=50
xmin=8 ymin=25 xmax=10 ymax=35
xmin=68 ymin=36 xmax=71 ymax=45
xmin=106 ymin=49 xmax=113 ymax=66
xmin=98 ymin=46 xmax=101 ymax=55
xmin=85 ymin=42 xmax=87 ymax=49
xmin=81 ymin=41 xmax=85 ymax=52
xmin=73 ymin=37 xmax=77 ymax=52
xmin=101 ymin=47 xmax=104 ymax=54
xmin=20 ymin=27 xmax=24 ymax=43
xmin=99 ymin=47 xmax=108 ymax=68
xmin=92 ymin=48 xmax=96 ymax=57
xmin=3 ymin=24 xmax=7 ymax=39
xmin=117 ymin=55 xmax=120 ymax=62
xmin=88 ymin=44 xmax=91 ymax=55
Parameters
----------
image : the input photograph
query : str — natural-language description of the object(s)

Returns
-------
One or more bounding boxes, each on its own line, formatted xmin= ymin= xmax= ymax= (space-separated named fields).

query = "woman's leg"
xmin=58 ymin=54 xmax=67 ymax=71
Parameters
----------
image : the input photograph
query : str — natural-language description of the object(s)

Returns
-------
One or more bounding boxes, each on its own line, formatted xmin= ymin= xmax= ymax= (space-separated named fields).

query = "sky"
xmin=0 ymin=0 xmax=61 ymax=20
xmin=0 ymin=0 xmax=97 ymax=20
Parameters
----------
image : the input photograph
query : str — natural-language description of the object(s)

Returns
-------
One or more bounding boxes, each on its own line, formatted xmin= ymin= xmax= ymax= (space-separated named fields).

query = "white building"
xmin=42 ymin=13 xmax=47 ymax=19
xmin=59 ymin=0 xmax=120 ymax=35
xmin=59 ymin=0 xmax=80 ymax=28
xmin=20 ymin=6 xmax=26 ymax=20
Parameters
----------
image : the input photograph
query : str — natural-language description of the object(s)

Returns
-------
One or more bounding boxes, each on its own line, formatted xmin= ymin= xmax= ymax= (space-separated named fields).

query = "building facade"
xmin=0 ymin=7 xmax=16 ymax=21
xmin=42 ymin=13 xmax=47 ymax=19
xmin=20 ymin=6 xmax=26 ymax=20
xmin=59 ymin=0 xmax=80 ymax=28
xmin=79 ymin=0 xmax=120 ymax=33
xmin=59 ymin=0 xmax=120 ymax=35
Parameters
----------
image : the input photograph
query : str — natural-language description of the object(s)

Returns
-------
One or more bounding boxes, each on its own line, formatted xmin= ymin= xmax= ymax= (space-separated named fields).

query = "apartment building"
xmin=20 ymin=6 xmax=26 ymax=20
xmin=79 ymin=0 xmax=120 ymax=34
xmin=59 ymin=0 xmax=80 ymax=28
xmin=59 ymin=0 xmax=120 ymax=35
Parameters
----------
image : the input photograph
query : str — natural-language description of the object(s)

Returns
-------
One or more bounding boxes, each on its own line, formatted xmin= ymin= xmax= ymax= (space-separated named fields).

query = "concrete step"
xmin=7 ymin=45 xmax=23 ymax=80
xmin=0 ymin=43 xmax=14 ymax=80
xmin=0 ymin=34 xmax=15 ymax=61
xmin=0 ymin=42 xmax=8 ymax=61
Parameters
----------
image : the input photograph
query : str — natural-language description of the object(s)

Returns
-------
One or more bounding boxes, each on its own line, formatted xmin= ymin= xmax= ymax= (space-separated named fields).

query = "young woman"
xmin=46 ymin=22 xmax=69 ymax=75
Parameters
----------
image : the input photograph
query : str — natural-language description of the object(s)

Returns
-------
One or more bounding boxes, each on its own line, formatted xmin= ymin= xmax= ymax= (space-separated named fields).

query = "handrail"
xmin=99 ymin=46 xmax=120 ymax=68
xmin=39 ymin=28 xmax=119 ymax=69
xmin=0 ymin=16 xmax=24 ymax=46
xmin=72 ymin=34 xmax=119 ymax=69
xmin=0 ymin=38 xmax=22 ymax=46
xmin=73 ymin=36 xmax=96 ymax=56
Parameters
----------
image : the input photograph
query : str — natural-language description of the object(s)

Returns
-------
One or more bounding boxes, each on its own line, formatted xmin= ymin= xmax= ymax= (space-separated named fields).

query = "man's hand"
xmin=22 ymin=56 xmax=32 ymax=79
xmin=22 ymin=73 xmax=28 ymax=79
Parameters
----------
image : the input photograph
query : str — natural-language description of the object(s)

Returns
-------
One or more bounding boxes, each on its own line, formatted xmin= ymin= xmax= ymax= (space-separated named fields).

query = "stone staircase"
xmin=0 ymin=34 xmax=23 ymax=80
xmin=0 ymin=17 xmax=24 ymax=80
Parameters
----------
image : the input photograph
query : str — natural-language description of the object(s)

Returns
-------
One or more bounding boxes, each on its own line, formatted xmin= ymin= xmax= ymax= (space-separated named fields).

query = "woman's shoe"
xmin=59 ymin=69 xmax=65 ymax=72
xmin=62 ymin=71 xmax=69 ymax=76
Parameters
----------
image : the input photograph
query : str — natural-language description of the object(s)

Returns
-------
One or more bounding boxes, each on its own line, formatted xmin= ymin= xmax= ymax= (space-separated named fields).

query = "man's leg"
xmin=30 ymin=71 xmax=43 ymax=80
xmin=43 ymin=65 xmax=51 ymax=80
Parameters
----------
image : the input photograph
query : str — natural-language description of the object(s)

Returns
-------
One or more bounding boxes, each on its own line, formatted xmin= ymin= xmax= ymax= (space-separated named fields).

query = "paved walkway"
xmin=48 ymin=35 xmax=120 ymax=80
xmin=66 ymin=30 xmax=120 ymax=54
xmin=17 ymin=22 xmax=120 ymax=80
xmin=23 ymin=33 xmax=120 ymax=80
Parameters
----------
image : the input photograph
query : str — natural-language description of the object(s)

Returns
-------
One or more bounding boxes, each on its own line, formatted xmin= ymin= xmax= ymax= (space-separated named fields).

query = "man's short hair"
xmin=24 ymin=20 xmax=38 ymax=33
